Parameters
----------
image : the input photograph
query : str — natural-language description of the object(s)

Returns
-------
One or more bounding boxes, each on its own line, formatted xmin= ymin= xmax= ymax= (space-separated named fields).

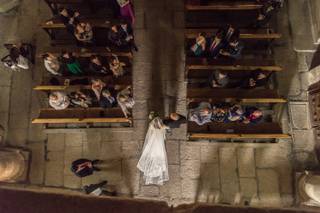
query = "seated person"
xmin=117 ymin=86 xmax=134 ymax=118
xmin=49 ymin=91 xmax=70 ymax=110
xmin=255 ymin=0 xmax=283 ymax=27
xmin=219 ymin=34 xmax=244 ymax=60
xmin=69 ymin=90 xmax=92 ymax=108
xmin=74 ymin=22 xmax=94 ymax=44
xmin=91 ymin=79 xmax=106 ymax=101
xmin=99 ymin=88 xmax=117 ymax=108
xmin=207 ymin=29 xmax=225 ymax=58
xmin=107 ymin=23 xmax=138 ymax=51
xmin=42 ymin=52 xmax=62 ymax=76
xmin=50 ymin=7 xmax=80 ymax=34
xmin=190 ymin=33 xmax=206 ymax=56
xmin=88 ymin=55 xmax=108 ymax=75
xmin=242 ymin=107 xmax=263 ymax=124
xmin=2 ymin=43 xmax=34 ymax=70
xmin=209 ymin=70 xmax=229 ymax=88
xmin=61 ymin=51 xmax=83 ymax=75
xmin=227 ymin=104 xmax=244 ymax=122
xmin=211 ymin=104 xmax=228 ymax=123
xmin=109 ymin=54 xmax=126 ymax=77
xmin=163 ymin=113 xmax=187 ymax=129
xmin=223 ymin=24 xmax=240 ymax=44
xmin=188 ymin=102 xmax=212 ymax=126
xmin=241 ymin=69 xmax=271 ymax=89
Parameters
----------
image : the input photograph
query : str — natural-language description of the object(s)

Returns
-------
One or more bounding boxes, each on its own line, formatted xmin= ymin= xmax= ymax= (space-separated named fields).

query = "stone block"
xmin=180 ymin=143 xmax=200 ymax=160
xmin=292 ymin=129 xmax=316 ymax=151
xmin=134 ymin=10 xmax=145 ymax=29
xmin=64 ymin=146 xmax=83 ymax=161
xmin=200 ymin=144 xmax=218 ymax=163
xmin=159 ymin=165 xmax=181 ymax=199
xmin=8 ymin=113 xmax=29 ymax=129
xmin=122 ymin=141 xmax=140 ymax=159
xmin=132 ymin=100 xmax=149 ymax=120
xmin=288 ymin=102 xmax=311 ymax=129
xmin=6 ymin=128 xmax=28 ymax=147
xmin=47 ymin=151 xmax=64 ymax=162
xmin=200 ymin=163 xmax=220 ymax=193
xmin=83 ymin=132 xmax=102 ymax=144
xmin=239 ymin=178 xmax=258 ymax=199
xmin=64 ymin=175 xmax=81 ymax=189
xmin=65 ymin=133 xmax=84 ymax=147
xmin=0 ymin=86 xmax=10 ymax=112
xmin=237 ymin=148 xmax=256 ymax=178
xmin=101 ymin=131 xmax=134 ymax=142
xmin=82 ymin=139 xmax=101 ymax=159
xmin=97 ymin=160 xmax=122 ymax=183
xmin=166 ymin=141 xmax=180 ymax=165
xmin=99 ymin=142 xmax=122 ymax=160
xmin=47 ymin=134 xmax=65 ymax=151
xmin=256 ymin=169 xmax=282 ymax=207
xmin=181 ymin=179 xmax=198 ymax=200
xmin=167 ymin=124 xmax=187 ymax=140
xmin=140 ymin=185 xmax=160 ymax=197
xmin=45 ymin=161 xmax=64 ymax=187
xmin=81 ymin=175 xmax=102 ymax=187
xmin=28 ymin=142 xmax=45 ymax=184
xmin=219 ymin=147 xmax=239 ymax=204
xmin=173 ymin=11 xmax=184 ymax=28
xmin=180 ymin=160 xmax=201 ymax=179
xmin=121 ymin=158 xmax=140 ymax=195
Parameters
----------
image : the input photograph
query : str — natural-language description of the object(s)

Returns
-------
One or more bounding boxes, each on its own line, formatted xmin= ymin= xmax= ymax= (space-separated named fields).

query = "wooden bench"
xmin=185 ymin=1 xmax=263 ymax=11
xmin=186 ymin=58 xmax=283 ymax=72
xmin=44 ymin=0 xmax=108 ymax=15
xmin=187 ymin=88 xmax=286 ymax=103
xmin=185 ymin=28 xmax=281 ymax=40
xmin=34 ymin=75 xmax=132 ymax=91
xmin=32 ymin=107 xmax=130 ymax=124
xmin=38 ymin=47 xmax=133 ymax=59
xmin=41 ymin=18 xmax=117 ymax=40
xmin=188 ymin=122 xmax=290 ymax=139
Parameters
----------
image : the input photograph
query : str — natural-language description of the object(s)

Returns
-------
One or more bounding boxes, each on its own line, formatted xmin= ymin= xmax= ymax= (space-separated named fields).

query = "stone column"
xmin=0 ymin=149 xmax=25 ymax=182
xmin=309 ymin=0 xmax=320 ymax=44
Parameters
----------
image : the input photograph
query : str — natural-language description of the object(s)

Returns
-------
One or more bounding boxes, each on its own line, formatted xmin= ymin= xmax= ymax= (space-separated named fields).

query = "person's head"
xmin=252 ymin=109 xmax=263 ymax=118
xmin=49 ymin=93 xmax=58 ymax=101
xmin=215 ymin=29 xmax=224 ymax=39
xmin=169 ymin=113 xmax=180 ymax=121
xmin=200 ymin=107 xmax=212 ymax=116
xmin=61 ymin=51 xmax=70 ymax=58
xmin=90 ymin=55 xmax=100 ymax=64
xmin=111 ymin=25 xmax=118 ymax=32
xmin=59 ymin=7 xmax=68 ymax=16
xmin=42 ymin=53 xmax=49 ymax=60
xmin=101 ymin=89 xmax=111 ymax=98
xmin=118 ymin=94 xmax=127 ymax=103
xmin=75 ymin=23 xmax=85 ymax=33
xmin=229 ymin=34 xmax=239 ymax=45
xmin=217 ymin=70 xmax=227 ymax=78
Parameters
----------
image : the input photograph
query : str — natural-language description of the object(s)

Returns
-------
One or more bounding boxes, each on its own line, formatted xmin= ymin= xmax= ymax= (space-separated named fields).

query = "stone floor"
xmin=1 ymin=0 xmax=317 ymax=208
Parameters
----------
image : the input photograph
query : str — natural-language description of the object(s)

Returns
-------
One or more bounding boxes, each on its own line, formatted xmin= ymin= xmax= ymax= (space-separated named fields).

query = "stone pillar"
xmin=0 ymin=149 xmax=25 ymax=182
xmin=309 ymin=0 xmax=320 ymax=44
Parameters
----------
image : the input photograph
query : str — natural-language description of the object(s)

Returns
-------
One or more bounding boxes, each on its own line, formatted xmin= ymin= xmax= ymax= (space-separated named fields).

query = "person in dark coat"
xmin=88 ymin=55 xmax=108 ymax=75
xmin=57 ymin=7 xmax=80 ymax=33
xmin=99 ymin=88 xmax=117 ymax=108
xmin=83 ymin=180 xmax=117 ymax=196
xmin=71 ymin=159 xmax=101 ymax=178
xmin=241 ymin=70 xmax=271 ymax=89
xmin=107 ymin=23 xmax=138 ymax=51
xmin=163 ymin=113 xmax=187 ymax=129
xmin=207 ymin=28 xmax=225 ymax=58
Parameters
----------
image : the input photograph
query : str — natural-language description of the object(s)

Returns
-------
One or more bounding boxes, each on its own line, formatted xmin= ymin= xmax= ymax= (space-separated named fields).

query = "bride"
xmin=137 ymin=112 xmax=169 ymax=185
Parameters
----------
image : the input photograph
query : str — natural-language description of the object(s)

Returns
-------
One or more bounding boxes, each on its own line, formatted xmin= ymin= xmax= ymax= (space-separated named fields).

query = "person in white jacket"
xmin=42 ymin=53 xmax=62 ymax=75
xmin=49 ymin=91 xmax=70 ymax=110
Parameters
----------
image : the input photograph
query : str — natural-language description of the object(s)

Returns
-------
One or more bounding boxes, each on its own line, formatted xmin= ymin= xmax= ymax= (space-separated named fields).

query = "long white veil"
xmin=137 ymin=117 xmax=169 ymax=185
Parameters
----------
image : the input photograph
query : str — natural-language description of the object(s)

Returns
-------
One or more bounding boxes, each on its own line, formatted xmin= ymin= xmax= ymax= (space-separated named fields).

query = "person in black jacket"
xmin=241 ymin=70 xmax=271 ymax=89
xmin=57 ymin=7 xmax=80 ymax=34
xmin=83 ymin=180 xmax=117 ymax=196
xmin=99 ymin=88 xmax=117 ymax=108
xmin=71 ymin=159 xmax=101 ymax=178
xmin=107 ymin=23 xmax=138 ymax=51
xmin=88 ymin=55 xmax=108 ymax=75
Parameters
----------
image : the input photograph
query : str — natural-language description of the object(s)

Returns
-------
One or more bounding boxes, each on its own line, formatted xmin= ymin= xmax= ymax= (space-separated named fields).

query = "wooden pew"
xmin=34 ymin=75 xmax=132 ymax=91
xmin=185 ymin=1 xmax=263 ymax=11
xmin=186 ymin=58 xmax=283 ymax=72
xmin=44 ymin=0 xmax=108 ymax=15
xmin=185 ymin=28 xmax=281 ymax=40
xmin=187 ymin=88 xmax=286 ymax=103
xmin=38 ymin=47 xmax=133 ymax=59
xmin=41 ymin=18 xmax=117 ymax=40
xmin=32 ymin=107 xmax=131 ymax=124
xmin=188 ymin=122 xmax=290 ymax=139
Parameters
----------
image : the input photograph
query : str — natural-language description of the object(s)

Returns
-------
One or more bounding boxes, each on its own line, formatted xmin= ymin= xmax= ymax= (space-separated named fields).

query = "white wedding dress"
xmin=137 ymin=117 xmax=169 ymax=185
